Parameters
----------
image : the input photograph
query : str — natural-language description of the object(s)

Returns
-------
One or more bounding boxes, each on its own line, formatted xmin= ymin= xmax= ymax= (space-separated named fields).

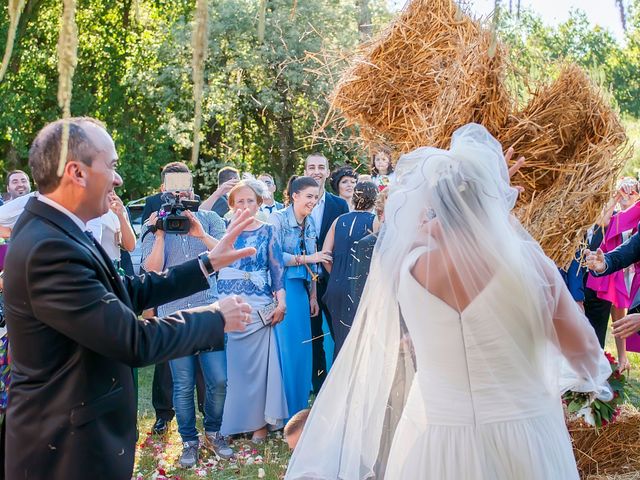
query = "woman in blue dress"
xmin=269 ymin=176 xmax=329 ymax=418
xmin=322 ymin=181 xmax=378 ymax=358
xmin=218 ymin=180 xmax=288 ymax=443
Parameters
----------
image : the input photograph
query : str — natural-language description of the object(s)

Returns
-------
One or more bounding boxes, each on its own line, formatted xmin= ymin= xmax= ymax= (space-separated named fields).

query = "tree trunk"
xmin=357 ymin=0 xmax=372 ymax=43
xmin=615 ymin=0 xmax=627 ymax=31
xmin=276 ymin=113 xmax=295 ymax=186
xmin=6 ymin=145 xmax=19 ymax=171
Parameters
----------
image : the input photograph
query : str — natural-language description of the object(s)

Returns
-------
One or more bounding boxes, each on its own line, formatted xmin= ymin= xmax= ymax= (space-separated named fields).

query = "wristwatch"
xmin=198 ymin=252 xmax=216 ymax=277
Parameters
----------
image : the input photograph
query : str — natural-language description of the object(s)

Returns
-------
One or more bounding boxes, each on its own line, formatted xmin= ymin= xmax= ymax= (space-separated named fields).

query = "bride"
xmin=285 ymin=124 xmax=611 ymax=479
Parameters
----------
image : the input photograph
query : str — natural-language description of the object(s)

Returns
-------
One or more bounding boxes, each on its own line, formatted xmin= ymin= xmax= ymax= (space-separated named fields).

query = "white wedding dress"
xmin=284 ymin=124 xmax=609 ymax=480
xmin=384 ymin=247 xmax=579 ymax=479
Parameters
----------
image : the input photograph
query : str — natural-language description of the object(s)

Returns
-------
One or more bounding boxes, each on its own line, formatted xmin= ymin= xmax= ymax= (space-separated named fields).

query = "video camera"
xmin=153 ymin=172 xmax=200 ymax=235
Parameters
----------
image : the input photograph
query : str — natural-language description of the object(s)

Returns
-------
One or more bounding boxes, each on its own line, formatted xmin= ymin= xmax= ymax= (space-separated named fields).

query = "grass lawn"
xmin=133 ymin=334 xmax=640 ymax=479
xmin=133 ymin=366 xmax=291 ymax=480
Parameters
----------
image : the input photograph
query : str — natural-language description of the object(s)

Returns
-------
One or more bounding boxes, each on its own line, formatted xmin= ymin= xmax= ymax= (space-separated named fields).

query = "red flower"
xmin=158 ymin=468 xmax=166 ymax=476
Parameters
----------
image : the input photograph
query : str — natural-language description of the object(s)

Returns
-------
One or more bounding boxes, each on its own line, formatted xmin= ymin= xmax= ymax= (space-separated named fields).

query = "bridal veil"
xmin=285 ymin=123 xmax=611 ymax=479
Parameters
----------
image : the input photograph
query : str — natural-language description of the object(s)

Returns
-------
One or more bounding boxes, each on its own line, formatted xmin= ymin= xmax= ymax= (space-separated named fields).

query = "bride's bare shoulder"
xmin=410 ymin=249 xmax=447 ymax=290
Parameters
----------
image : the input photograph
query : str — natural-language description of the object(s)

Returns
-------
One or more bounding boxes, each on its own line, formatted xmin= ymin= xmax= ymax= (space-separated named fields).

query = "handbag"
xmin=257 ymin=302 xmax=278 ymax=326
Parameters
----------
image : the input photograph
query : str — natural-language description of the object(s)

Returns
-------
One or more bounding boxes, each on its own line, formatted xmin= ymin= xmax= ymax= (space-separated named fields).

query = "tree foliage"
xmin=3 ymin=0 xmax=640 ymax=198
xmin=0 ymin=0 xmax=390 ymax=198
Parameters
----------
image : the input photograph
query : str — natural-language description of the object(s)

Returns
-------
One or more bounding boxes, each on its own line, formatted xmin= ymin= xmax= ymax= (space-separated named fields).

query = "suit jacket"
xmin=140 ymin=192 xmax=164 ymax=224
xmin=349 ymin=233 xmax=378 ymax=309
xmin=212 ymin=195 xmax=230 ymax=218
xmin=318 ymin=192 xmax=349 ymax=252
xmin=4 ymin=197 xmax=226 ymax=479
xmin=316 ymin=192 xmax=349 ymax=283
xmin=595 ymin=223 xmax=640 ymax=277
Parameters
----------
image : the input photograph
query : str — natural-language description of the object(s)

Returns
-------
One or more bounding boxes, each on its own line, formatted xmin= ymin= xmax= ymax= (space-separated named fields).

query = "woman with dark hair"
xmin=269 ymin=176 xmax=331 ymax=417
xmin=370 ymin=147 xmax=395 ymax=190
xmin=329 ymin=166 xmax=358 ymax=211
xmin=321 ymin=181 xmax=378 ymax=357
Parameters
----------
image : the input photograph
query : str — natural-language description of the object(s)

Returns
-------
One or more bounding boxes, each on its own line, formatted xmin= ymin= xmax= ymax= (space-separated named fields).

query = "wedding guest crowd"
xmin=8 ymin=120 xmax=640 ymax=477
xmin=0 ymin=133 xmax=394 ymax=473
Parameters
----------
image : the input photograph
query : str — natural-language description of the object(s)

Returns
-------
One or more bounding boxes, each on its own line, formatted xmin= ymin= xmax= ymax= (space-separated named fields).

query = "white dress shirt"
xmin=0 ymin=192 xmax=36 ymax=227
xmin=38 ymin=195 xmax=88 ymax=232
xmin=310 ymin=191 xmax=326 ymax=236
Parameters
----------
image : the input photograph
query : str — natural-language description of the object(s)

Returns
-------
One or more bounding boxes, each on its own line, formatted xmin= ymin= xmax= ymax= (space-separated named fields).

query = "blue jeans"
xmin=169 ymin=350 xmax=227 ymax=443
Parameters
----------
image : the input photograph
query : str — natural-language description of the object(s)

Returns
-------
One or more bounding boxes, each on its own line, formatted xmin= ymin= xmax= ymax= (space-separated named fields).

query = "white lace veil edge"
xmin=285 ymin=123 xmax=610 ymax=480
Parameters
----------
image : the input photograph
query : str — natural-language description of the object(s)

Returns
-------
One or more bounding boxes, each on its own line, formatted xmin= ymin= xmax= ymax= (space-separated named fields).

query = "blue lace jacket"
xmin=217 ymin=223 xmax=285 ymax=297
xmin=269 ymin=206 xmax=318 ymax=282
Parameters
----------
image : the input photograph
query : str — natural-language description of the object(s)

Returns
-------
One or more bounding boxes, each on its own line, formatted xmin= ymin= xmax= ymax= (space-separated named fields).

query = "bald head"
xmin=28 ymin=117 xmax=108 ymax=194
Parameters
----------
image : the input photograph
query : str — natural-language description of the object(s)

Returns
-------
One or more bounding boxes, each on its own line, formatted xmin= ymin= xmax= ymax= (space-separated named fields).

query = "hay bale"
xmin=504 ymin=65 xmax=628 ymax=267
xmin=569 ymin=405 xmax=640 ymax=478
xmin=329 ymin=0 xmax=629 ymax=267
xmin=587 ymin=474 xmax=640 ymax=480
xmin=331 ymin=0 xmax=512 ymax=152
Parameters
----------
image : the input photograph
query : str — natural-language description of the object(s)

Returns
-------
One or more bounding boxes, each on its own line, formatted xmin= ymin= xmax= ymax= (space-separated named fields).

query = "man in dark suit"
xmin=587 ymin=226 xmax=640 ymax=340
xmin=304 ymin=153 xmax=349 ymax=393
xmin=4 ymin=117 xmax=256 ymax=479
xmin=200 ymin=166 xmax=240 ymax=218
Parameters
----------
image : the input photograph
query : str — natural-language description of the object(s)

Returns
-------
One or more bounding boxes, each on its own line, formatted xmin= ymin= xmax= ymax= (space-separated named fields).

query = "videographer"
xmin=141 ymin=162 xmax=233 ymax=467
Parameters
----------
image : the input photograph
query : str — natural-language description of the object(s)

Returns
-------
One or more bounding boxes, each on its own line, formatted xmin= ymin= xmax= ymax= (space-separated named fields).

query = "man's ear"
xmin=65 ymin=161 xmax=88 ymax=188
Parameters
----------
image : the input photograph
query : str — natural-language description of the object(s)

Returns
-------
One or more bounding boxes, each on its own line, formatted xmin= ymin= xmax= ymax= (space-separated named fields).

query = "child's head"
xmin=284 ymin=408 xmax=310 ymax=450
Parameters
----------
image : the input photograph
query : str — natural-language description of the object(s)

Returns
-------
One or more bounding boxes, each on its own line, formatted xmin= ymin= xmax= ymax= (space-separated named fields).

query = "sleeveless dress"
xmin=385 ymin=248 xmax=580 ymax=479
xmin=323 ymin=211 xmax=375 ymax=358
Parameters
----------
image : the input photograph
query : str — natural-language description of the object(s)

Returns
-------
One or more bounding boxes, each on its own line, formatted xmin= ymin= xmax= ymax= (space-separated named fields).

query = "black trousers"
xmin=152 ymin=361 xmax=206 ymax=420
xmin=310 ymin=277 xmax=334 ymax=394
xmin=584 ymin=286 xmax=612 ymax=349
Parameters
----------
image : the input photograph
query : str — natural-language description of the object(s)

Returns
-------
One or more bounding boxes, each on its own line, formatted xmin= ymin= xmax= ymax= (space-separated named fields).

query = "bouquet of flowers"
xmin=563 ymin=351 xmax=627 ymax=428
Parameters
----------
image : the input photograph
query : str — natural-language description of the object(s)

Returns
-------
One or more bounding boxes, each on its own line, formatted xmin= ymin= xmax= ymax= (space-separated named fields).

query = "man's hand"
xmin=216 ymin=295 xmax=253 ymax=333
xmin=585 ymin=248 xmax=606 ymax=273
xmin=613 ymin=313 xmax=640 ymax=339
xmin=216 ymin=178 xmax=239 ymax=196
xmin=146 ymin=212 xmax=164 ymax=238
xmin=184 ymin=210 xmax=207 ymax=240
xmin=207 ymin=208 xmax=257 ymax=271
